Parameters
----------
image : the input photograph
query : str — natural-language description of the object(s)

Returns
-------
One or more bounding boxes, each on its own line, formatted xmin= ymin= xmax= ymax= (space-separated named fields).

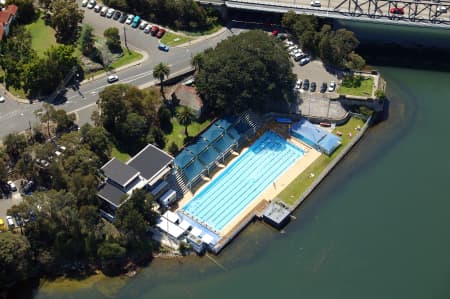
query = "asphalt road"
xmin=0 ymin=5 xmax=240 ymax=138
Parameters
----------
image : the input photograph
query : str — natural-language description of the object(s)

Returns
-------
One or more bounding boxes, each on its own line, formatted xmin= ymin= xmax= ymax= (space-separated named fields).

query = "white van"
xmin=100 ymin=6 xmax=108 ymax=16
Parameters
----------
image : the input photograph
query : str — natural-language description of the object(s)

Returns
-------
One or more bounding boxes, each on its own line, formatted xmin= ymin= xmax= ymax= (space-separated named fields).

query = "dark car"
xmin=390 ymin=7 xmax=404 ymax=14
xmin=320 ymin=82 xmax=327 ymax=93
xmin=156 ymin=28 xmax=166 ymax=38
xmin=119 ymin=13 xmax=128 ymax=23
xmin=310 ymin=82 xmax=317 ymax=92
xmin=150 ymin=25 xmax=159 ymax=36
xmin=113 ymin=10 xmax=121 ymax=20
xmin=158 ymin=43 xmax=170 ymax=52
xmin=303 ymin=79 xmax=310 ymax=90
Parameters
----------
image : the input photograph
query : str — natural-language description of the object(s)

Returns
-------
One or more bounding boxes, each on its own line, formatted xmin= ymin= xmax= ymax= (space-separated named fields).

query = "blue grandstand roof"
xmin=318 ymin=133 xmax=341 ymax=155
xmin=214 ymin=119 xmax=233 ymax=131
xmin=213 ymin=133 xmax=236 ymax=153
xmin=291 ymin=119 xmax=327 ymax=144
xmin=186 ymin=138 xmax=210 ymax=156
xmin=183 ymin=159 xmax=206 ymax=182
xmin=227 ymin=127 xmax=240 ymax=141
xmin=198 ymin=147 xmax=221 ymax=167
xmin=201 ymin=125 xmax=224 ymax=143
xmin=174 ymin=150 xmax=195 ymax=169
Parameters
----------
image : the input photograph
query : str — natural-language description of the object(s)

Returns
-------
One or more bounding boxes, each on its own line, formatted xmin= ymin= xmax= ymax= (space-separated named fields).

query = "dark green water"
xmin=30 ymin=66 xmax=450 ymax=298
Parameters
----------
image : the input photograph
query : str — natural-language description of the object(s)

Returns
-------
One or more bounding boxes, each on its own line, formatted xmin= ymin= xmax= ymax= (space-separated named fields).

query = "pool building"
xmin=156 ymin=114 xmax=323 ymax=254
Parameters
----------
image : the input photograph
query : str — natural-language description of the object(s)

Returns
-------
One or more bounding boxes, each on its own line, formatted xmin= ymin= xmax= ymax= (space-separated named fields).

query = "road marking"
xmin=69 ymin=102 xmax=97 ymax=114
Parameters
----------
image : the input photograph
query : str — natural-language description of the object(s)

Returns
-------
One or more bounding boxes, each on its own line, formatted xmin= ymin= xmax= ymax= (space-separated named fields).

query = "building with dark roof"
xmin=98 ymin=144 xmax=174 ymax=220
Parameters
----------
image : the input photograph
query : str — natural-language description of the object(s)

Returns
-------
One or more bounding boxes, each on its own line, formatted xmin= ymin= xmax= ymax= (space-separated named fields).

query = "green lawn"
xmin=337 ymin=76 xmax=375 ymax=97
xmin=160 ymin=32 xmax=193 ymax=47
xmin=111 ymin=145 xmax=131 ymax=162
xmin=164 ymin=116 xmax=211 ymax=151
xmin=277 ymin=117 xmax=366 ymax=206
xmin=109 ymin=48 xmax=143 ymax=69
xmin=25 ymin=16 xmax=58 ymax=57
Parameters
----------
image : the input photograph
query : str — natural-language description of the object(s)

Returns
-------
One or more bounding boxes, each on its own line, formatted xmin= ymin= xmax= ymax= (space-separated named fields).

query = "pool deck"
xmin=175 ymin=133 xmax=321 ymax=240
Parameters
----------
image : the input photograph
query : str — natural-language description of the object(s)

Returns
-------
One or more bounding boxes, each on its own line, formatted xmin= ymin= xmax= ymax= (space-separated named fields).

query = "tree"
xmin=50 ymin=0 xmax=83 ymax=43
xmin=82 ymin=126 xmax=112 ymax=163
xmin=158 ymin=106 xmax=173 ymax=133
xmin=0 ymin=233 xmax=32 ymax=288
xmin=152 ymin=62 xmax=170 ymax=97
xmin=7 ymin=0 xmax=35 ymax=24
xmin=97 ymin=241 xmax=126 ymax=275
xmin=195 ymin=30 xmax=296 ymax=114
xmin=176 ymin=106 xmax=195 ymax=138
xmin=79 ymin=24 xmax=96 ymax=56
xmin=0 ymin=150 xmax=9 ymax=184
xmin=98 ymin=84 xmax=129 ymax=131
xmin=168 ymin=142 xmax=179 ymax=156
xmin=3 ymin=133 xmax=28 ymax=162
xmin=146 ymin=126 xmax=165 ymax=149
xmin=191 ymin=53 xmax=204 ymax=72
xmin=103 ymin=27 xmax=121 ymax=52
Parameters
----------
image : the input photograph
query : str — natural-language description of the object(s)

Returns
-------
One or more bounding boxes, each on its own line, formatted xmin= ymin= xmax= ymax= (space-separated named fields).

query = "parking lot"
xmin=293 ymin=59 xmax=339 ymax=92
xmin=0 ymin=188 xmax=23 ymax=226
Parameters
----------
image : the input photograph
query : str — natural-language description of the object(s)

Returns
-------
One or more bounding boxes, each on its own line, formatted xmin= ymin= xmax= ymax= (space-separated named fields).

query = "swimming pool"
xmin=182 ymin=131 xmax=304 ymax=232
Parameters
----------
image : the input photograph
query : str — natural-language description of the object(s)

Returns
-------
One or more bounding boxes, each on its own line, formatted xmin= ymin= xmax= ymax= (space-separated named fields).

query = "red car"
xmin=156 ymin=28 xmax=166 ymax=38
xmin=150 ymin=25 xmax=159 ymax=36
xmin=271 ymin=29 xmax=279 ymax=36
xmin=390 ymin=7 xmax=404 ymax=14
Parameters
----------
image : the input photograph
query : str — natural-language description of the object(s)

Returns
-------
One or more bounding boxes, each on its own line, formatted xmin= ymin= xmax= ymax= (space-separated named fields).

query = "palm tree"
xmin=152 ymin=62 xmax=170 ymax=97
xmin=176 ymin=107 xmax=195 ymax=138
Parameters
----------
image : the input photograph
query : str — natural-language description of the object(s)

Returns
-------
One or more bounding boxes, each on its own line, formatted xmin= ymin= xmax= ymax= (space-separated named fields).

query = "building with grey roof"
xmin=97 ymin=144 xmax=174 ymax=221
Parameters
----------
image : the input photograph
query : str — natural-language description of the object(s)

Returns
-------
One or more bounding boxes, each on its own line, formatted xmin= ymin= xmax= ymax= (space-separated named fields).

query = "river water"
xmin=24 ymin=24 xmax=450 ymax=299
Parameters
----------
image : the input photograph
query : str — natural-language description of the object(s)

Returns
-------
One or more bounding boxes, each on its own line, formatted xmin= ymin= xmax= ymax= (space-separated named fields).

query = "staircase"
xmin=167 ymin=169 xmax=190 ymax=196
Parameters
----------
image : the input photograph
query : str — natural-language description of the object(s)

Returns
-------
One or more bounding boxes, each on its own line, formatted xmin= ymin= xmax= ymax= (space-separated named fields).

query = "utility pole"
xmin=123 ymin=25 xmax=128 ymax=50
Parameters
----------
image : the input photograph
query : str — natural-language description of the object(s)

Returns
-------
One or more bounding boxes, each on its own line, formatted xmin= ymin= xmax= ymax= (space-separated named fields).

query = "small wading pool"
xmin=182 ymin=131 xmax=304 ymax=232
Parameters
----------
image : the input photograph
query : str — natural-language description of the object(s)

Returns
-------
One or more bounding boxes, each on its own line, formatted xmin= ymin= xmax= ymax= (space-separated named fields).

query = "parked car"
xmin=21 ymin=180 xmax=35 ymax=195
xmin=87 ymin=0 xmax=96 ymax=9
xmin=94 ymin=4 xmax=101 ymax=12
xmin=328 ymin=81 xmax=336 ymax=92
xmin=390 ymin=7 xmax=404 ymax=14
xmin=303 ymin=79 xmax=310 ymax=90
xmin=151 ymin=25 xmax=159 ymax=36
xmin=293 ymin=52 xmax=304 ymax=61
xmin=81 ymin=0 xmax=88 ymax=7
xmin=144 ymin=24 xmax=152 ymax=33
xmin=125 ymin=14 xmax=134 ymax=24
xmin=119 ymin=13 xmax=128 ymax=23
xmin=295 ymin=79 xmax=302 ymax=90
xmin=320 ymin=82 xmax=327 ymax=93
xmin=299 ymin=56 xmax=311 ymax=66
xmin=310 ymin=0 xmax=321 ymax=7
xmin=131 ymin=15 xmax=141 ymax=28
xmin=6 ymin=216 xmax=14 ymax=228
xmin=158 ymin=43 xmax=170 ymax=52
xmin=271 ymin=29 xmax=279 ymax=36
xmin=100 ymin=6 xmax=108 ymax=16
xmin=139 ymin=21 xmax=148 ymax=30
xmin=106 ymin=8 xmax=115 ymax=18
xmin=107 ymin=74 xmax=119 ymax=83
xmin=310 ymin=82 xmax=317 ymax=92
xmin=112 ymin=10 xmax=121 ymax=20
xmin=0 ymin=96 xmax=5 ymax=103
xmin=156 ymin=28 xmax=166 ymax=38
xmin=437 ymin=6 xmax=448 ymax=12
xmin=7 ymin=181 xmax=16 ymax=192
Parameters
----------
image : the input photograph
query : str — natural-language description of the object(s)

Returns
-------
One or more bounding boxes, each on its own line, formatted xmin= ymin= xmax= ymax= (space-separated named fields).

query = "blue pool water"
xmin=183 ymin=131 xmax=305 ymax=232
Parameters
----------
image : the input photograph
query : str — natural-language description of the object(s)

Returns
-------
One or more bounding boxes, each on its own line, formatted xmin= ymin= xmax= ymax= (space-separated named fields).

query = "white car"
xmin=311 ymin=0 xmax=321 ymax=7
xmin=7 ymin=180 xmax=17 ymax=192
xmin=287 ymin=45 xmax=297 ymax=52
xmin=125 ymin=14 xmax=134 ymax=24
xmin=295 ymin=79 xmax=302 ymax=89
xmin=284 ymin=40 xmax=294 ymax=48
xmin=328 ymin=81 xmax=336 ymax=92
xmin=144 ymin=24 xmax=152 ymax=33
xmin=139 ymin=21 xmax=148 ymax=30
xmin=107 ymin=74 xmax=119 ymax=83
xmin=299 ymin=56 xmax=311 ymax=66
xmin=106 ymin=8 xmax=115 ymax=18
xmin=437 ymin=6 xmax=447 ymax=13
xmin=94 ymin=4 xmax=101 ymax=12
xmin=6 ymin=216 xmax=14 ymax=228
xmin=0 ymin=96 xmax=5 ymax=103
xmin=87 ymin=0 xmax=96 ymax=9
xmin=81 ymin=0 xmax=88 ymax=7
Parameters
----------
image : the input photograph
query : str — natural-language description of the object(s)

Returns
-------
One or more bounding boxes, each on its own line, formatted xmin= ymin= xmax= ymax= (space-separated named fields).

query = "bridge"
xmin=199 ymin=0 xmax=450 ymax=28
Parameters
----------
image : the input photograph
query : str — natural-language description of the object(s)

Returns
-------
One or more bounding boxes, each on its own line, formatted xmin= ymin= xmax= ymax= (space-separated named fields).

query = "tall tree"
xmin=0 ymin=233 xmax=32 ymax=288
xmin=79 ymin=24 xmax=96 ymax=56
xmin=152 ymin=62 xmax=170 ymax=97
xmin=50 ymin=0 xmax=83 ymax=43
xmin=195 ymin=30 xmax=296 ymax=114
xmin=103 ymin=27 xmax=121 ymax=52
xmin=176 ymin=106 xmax=195 ymax=138
xmin=3 ymin=133 xmax=28 ymax=162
